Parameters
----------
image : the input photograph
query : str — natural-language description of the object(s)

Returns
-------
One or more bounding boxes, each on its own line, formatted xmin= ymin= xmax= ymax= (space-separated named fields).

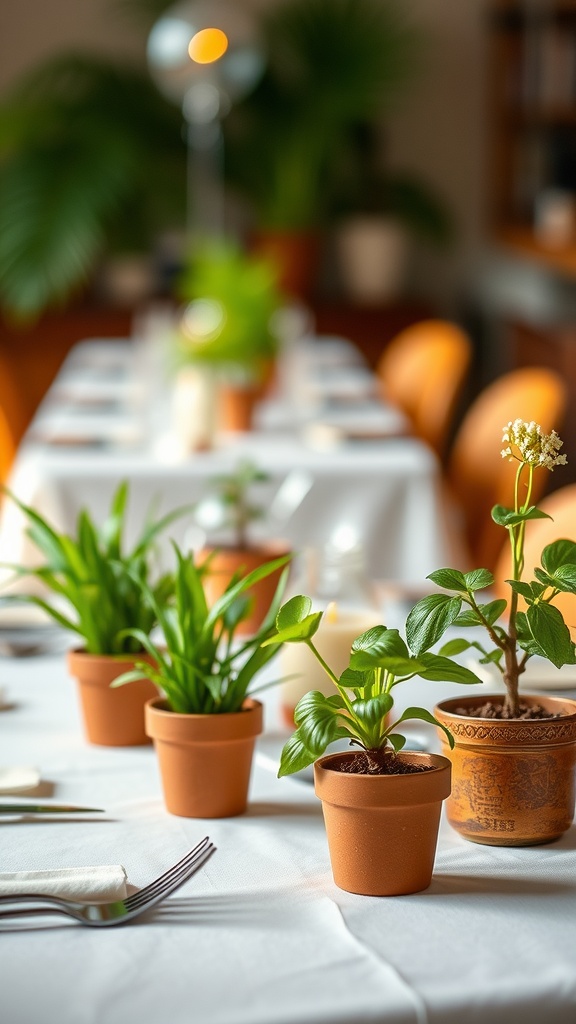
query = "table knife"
xmin=0 ymin=803 xmax=104 ymax=814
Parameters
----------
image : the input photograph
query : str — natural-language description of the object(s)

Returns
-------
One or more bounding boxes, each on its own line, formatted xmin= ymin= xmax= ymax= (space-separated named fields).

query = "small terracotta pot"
xmin=313 ymin=751 xmax=451 ymax=896
xmin=217 ymin=383 xmax=261 ymax=432
xmin=434 ymin=694 xmax=576 ymax=846
xmin=145 ymin=697 xmax=263 ymax=818
xmin=200 ymin=543 xmax=290 ymax=636
xmin=67 ymin=649 xmax=158 ymax=747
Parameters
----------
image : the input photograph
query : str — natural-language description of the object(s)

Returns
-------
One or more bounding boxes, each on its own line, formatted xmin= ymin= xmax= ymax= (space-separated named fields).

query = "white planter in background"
xmin=336 ymin=216 xmax=409 ymax=305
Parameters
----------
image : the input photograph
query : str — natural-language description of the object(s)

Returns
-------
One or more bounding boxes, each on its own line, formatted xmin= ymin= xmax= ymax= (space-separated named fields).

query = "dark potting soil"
xmin=453 ymin=700 xmax=560 ymax=721
xmin=336 ymin=752 xmax=435 ymax=776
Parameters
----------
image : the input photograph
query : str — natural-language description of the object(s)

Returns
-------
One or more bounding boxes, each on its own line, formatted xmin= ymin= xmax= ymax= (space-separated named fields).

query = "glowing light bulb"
xmin=189 ymin=27 xmax=228 ymax=64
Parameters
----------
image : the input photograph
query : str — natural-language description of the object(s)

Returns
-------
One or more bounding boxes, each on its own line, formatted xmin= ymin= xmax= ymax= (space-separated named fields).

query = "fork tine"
xmin=124 ymin=841 xmax=216 ymax=917
xmin=124 ymin=838 xmax=212 ymax=910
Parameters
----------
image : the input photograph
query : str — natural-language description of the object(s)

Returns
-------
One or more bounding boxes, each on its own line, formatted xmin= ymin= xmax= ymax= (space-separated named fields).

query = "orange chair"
xmin=493 ymin=482 xmax=576 ymax=636
xmin=446 ymin=366 xmax=567 ymax=572
xmin=376 ymin=319 xmax=472 ymax=458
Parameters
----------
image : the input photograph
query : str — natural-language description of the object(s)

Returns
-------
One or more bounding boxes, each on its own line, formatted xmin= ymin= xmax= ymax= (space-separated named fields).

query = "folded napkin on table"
xmin=0 ymin=866 xmax=128 ymax=901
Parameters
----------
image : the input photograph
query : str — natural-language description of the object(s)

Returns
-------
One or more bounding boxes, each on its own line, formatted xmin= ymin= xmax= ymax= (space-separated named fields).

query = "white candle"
xmin=280 ymin=603 xmax=380 ymax=726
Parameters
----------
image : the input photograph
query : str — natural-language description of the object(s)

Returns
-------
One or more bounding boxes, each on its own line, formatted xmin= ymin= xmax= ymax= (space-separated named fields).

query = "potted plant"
xmin=1 ymin=482 xmax=187 ymax=746
xmin=262 ymin=595 xmax=480 ymax=895
xmin=223 ymin=0 xmax=418 ymax=298
xmin=173 ymin=238 xmax=283 ymax=437
xmin=195 ymin=460 xmax=291 ymax=637
xmin=406 ymin=419 xmax=576 ymax=846
xmin=112 ymin=545 xmax=291 ymax=818
xmin=0 ymin=50 xmax=186 ymax=320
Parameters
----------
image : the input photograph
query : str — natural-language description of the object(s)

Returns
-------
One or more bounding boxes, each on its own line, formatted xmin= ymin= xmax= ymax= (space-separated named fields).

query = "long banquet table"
xmin=0 ymin=335 xmax=462 ymax=585
xmin=2 ymin=648 xmax=576 ymax=1024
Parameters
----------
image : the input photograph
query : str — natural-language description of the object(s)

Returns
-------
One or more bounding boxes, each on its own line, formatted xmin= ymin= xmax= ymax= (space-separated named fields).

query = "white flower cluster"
xmin=501 ymin=419 xmax=567 ymax=470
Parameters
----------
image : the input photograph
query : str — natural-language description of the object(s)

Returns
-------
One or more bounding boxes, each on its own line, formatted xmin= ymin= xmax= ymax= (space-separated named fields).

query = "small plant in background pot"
xmin=196 ymin=460 xmax=291 ymax=637
xmin=406 ymin=420 xmax=576 ymax=846
xmin=262 ymin=595 xmax=480 ymax=895
xmin=113 ymin=545 xmax=291 ymax=818
xmin=1 ymin=482 xmax=187 ymax=746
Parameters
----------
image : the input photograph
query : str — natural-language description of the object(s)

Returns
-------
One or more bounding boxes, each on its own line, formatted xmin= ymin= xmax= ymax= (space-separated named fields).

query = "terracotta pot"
xmin=217 ymin=382 xmax=261 ymax=432
xmin=145 ymin=697 xmax=263 ymax=818
xmin=67 ymin=649 xmax=158 ymax=747
xmin=200 ymin=543 xmax=290 ymax=636
xmin=249 ymin=230 xmax=321 ymax=299
xmin=314 ymin=750 xmax=451 ymax=896
xmin=434 ymin=694 xmax=576 ymax=846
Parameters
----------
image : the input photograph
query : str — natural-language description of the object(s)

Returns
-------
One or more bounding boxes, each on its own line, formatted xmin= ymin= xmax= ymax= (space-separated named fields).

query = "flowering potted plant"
xmin=262 ymin=595 xmax=480 ymax=895
xmin=196 ymin=460 xmax=291 ymax=637
xmin=1 ymin=483 xmax=187 ymax=746
xmin=406 ymin=420 xmax=576 ymax=846
xmin=113 ymin=546 xmax=290 ymax=818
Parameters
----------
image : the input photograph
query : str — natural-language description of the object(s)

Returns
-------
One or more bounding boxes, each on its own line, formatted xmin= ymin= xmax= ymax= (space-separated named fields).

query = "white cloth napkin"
xmin=0 ymin=866 xmax=128 ymax=901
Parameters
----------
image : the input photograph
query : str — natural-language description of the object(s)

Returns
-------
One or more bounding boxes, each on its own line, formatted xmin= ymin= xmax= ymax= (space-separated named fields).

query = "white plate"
xmin=0 ymin=767 xmax=41 ymax=794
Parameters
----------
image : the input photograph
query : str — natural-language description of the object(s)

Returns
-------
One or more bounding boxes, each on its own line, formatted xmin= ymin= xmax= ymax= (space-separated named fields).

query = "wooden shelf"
xmin=495 ymin=225 xmax=576 ymax=277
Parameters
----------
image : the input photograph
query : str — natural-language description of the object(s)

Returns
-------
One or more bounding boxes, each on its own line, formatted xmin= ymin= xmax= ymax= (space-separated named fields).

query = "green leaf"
xmin=349 ymin=626 xmax=409 ymax=668
xmin=491 ymin=504 xmax=551 ymax=527
xmin=293 ymin=690 xmax=343 ymax=753
xmin=507 ymin=579 xmax=535 ymax=600
xmin=405 ymin=594 xmax=462 ymax=655
xmin=452 ymin=608 xmax=484 ymax=627
xmin=464 ymin=568 xmax=494 ymax=592
xmin=525 ymin=604 xmax=576 ymax=668
xmin=276 ymin=594 xmax=312 ymax=631
xmin=480 ymin=599 xmax=507 ymax=624
xmin=386 ymin=733 xmax=407 ymax=753
xmin=541 ymin=539 xmax=576 ymax=574
xmin=417 ymin=653 xmax=483 ymax=685
xmin=549 ymin=564 xmax=576 ymax=595
xmin=338 ymin=667 xmax=370 ymax=691
xmin=352 ymin=693 xmax=393 ymax=732
xmin=278 ymin=732 xmax=316 ymax=777
xmin=438 ymin=638 xmax=471 ymax=656
xmin=427 ymin=568 xmax=467 ymax=591
xmin=392 ymin=706 xmax=455 ymax=749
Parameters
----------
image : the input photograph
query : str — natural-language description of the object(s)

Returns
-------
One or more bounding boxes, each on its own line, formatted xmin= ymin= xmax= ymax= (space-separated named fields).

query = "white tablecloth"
xmin=1 ymin=651 xmax=576 ymax=1024
xmin=0 ymin=338 xmax=461 ymax=585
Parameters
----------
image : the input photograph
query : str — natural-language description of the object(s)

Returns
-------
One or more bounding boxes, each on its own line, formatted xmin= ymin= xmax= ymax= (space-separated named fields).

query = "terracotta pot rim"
xmin=201 ymin=542 xmax=291 ymax=558
xmin=67 ymin=647 xmax=152 ymax=664
xmin=145 ymin=696 xmax=263 ymax=743
xmin=435 ymin=692 xmax=576 ymax=722
xmin=314 ymin=750 xmax=451 ymax=808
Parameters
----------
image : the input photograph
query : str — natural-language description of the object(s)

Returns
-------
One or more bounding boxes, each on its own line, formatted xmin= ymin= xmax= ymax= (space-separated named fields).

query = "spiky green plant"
xmin=1 ymin=482 xmax=188 ymax=654
xmin=112 ymin=545 xmax=291 ymax=713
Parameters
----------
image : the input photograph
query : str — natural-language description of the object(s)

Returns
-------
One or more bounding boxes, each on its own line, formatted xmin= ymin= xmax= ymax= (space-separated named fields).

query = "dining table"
xmin=0 ymin=329 xmax=463 ymax=587
xmin=1 ymin=635 xmax=576 ymax=1024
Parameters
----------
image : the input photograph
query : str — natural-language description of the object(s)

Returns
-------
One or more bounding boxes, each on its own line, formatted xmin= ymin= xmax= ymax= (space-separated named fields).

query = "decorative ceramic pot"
xmin=217 ymin=382 xmax=261 ymax=432
xmin=434 ymin=694 xmax=576 ymax=846
xmin=200 ymin=543 xmax=290 ymax=636
xmin=313 ymin=750 xmax=451 ymax=896
xmin=67 ymin=649 xmax=158 ymax=747
xmin=145 ymin=697 xmax=263 ymax=818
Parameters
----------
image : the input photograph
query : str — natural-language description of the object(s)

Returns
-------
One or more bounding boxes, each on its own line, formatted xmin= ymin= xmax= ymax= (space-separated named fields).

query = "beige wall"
xmin=0 ymin=0 xmax=490 ymax=311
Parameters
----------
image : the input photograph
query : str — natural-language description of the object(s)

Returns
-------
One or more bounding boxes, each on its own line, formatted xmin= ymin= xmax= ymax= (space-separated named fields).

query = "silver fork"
xmin=0 ymin=836 xmax=215 ymax=927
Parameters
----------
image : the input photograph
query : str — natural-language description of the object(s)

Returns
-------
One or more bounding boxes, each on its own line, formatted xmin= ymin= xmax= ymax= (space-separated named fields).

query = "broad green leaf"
xmin=338 ymin=667 xmax=370 ymax=691
xmin=525 ymin=604 xmax=576 ymax=668
xmin=507 ymin=579 xmax=535 ymax=600
xmin=427 ymin=568 xmax=467 ymax=591
xmin=438 ymin=638 xmax=472 ymax=656
xmin=386 ymin=733 xmax=406 ymax=753
xmin=405 ymin=594 xmax=462 ymax=655
xmin=478 ymin=599 xmax=507 ymax=625
xmin=261 ymin=611 xmax=323 ymax=646
xmin=352 ymin=693 xmax=393 ymax=732
xmin=541 ymin=539 xmax=576 ymax=574
xmin=452 ymin=608 xmax=484 ymax=627
xmin=464 ymin=568 xmax=494 ymax=592
xmin=392 ymin=706 xmax=455 ymax=749
xmin=492 ymin=504 xmax=551 ymax=527
xmin=549 ymin=564 xmax=576 ymax=594
xmin=278 ymin=732 xmax=316 ymax=777
xmin=294 ymin=690 xmax=342 ymax=752
xmin=417 ymin=653 xmax=483 ymax=685
xmin=276 ymin=595 xmax=312 ymax=631
xmin=349 ymin=627 xmax=409 ymax=668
